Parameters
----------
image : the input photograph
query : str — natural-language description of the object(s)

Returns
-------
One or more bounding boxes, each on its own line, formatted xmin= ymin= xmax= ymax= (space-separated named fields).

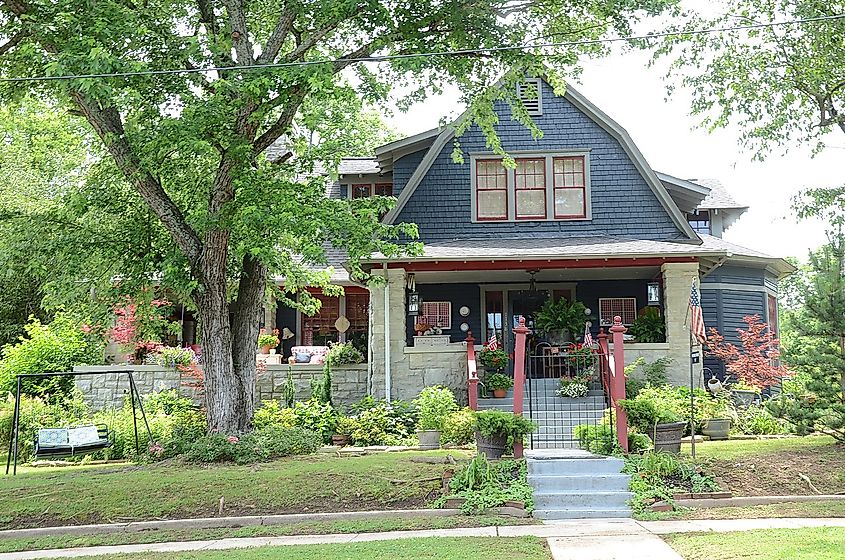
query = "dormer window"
xmin=351 ymin=183 xmax=393 ymax=198
xmin=687 ymin=210 xmax=711 ymax=234
xmin=471 ymin=152 xmax=591 ymax=222
xmin=517 ymin=78 xmax=543 ymax=116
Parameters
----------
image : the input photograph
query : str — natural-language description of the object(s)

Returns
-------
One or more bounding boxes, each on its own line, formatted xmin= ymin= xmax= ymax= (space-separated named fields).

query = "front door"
xmin=507 ymin=289 xmax=548 ymax=362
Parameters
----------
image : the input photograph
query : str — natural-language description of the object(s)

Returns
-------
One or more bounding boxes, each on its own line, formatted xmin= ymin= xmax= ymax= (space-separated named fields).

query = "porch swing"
xmin=5 ymin=370 xmax=155 ymax=475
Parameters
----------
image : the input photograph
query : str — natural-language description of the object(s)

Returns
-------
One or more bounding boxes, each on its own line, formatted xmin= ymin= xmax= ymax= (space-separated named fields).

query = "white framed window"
xmin=598 ymin=297 xmax=637 ymax=326
xmin=470 ymin=152 xmax=591 ymax=222
xmin=420 ymin=301 xmax=452 ymax=329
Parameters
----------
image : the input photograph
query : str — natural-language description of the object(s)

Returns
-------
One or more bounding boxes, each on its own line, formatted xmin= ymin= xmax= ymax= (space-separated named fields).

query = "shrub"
xmin=413 ymin=386 xmax=458 ymax=432
xmin=574 ymin=424 xmax=618 ymax=455
xmin=287 ymin=399 xmax=337 ymax=444
xmin=619 ymin=392 xmax=682 ymax=436
xmin=145 ymin=346 xmax=196 ymax=369
xmin=629 ymin=307 xmax=666 ymax=343
xmin=0 ymin=313 xmax=103 ymax=398
xmin=441 ymin=408 xmax=476 ymax=446
xmin=253 ymin=399 xmax=287 ymax=429
xmin=435 ymin=454 xmax=534 ymax=514
xmin=474 ymin=410 xmax=536 ymax=439
xmin=325 ymin=341 xmax=364 ymax=366
xmin=624 ymin=357 xmax=671 ymax=398
xmin=733 ymin=405 xmax=785 ymax=435
xmin=185 ymin=426 xmax=321 ymax=464
xmin=350 ymin=401 xmax=415 ymax=446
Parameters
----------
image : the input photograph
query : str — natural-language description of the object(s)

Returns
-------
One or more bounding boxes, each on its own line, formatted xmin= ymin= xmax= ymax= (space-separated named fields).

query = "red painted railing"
xmin=512 ymin=316 xmax=530 ymax=459
xmin=609 ymin=316 xmax=629 ymax=452
xmin=466 ymin=331 xmax=478 ymax=411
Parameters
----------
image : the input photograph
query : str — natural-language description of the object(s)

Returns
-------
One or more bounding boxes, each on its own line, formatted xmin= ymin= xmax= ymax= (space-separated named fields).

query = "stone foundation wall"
xmin=256 ymin=364 xmax=369 ymax=409
xmin=72 ymin=365 xmax=198 ymax=410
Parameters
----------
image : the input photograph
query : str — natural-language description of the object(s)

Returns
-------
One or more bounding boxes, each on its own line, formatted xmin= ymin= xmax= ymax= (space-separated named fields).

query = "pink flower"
xmin=227 ymin=436 xmax=239 ymax=444
xmin=148 ymin=442 xmax=164 ymax=457
xmin=81 ymin=324 xmax=93 ymax=334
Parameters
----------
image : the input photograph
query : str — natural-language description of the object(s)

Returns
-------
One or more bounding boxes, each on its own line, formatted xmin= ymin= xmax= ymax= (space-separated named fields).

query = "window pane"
xmin=352 ymin=184 xmax=370 ymax=198
xmin=555 ymin=188 xmax=585 ymax=217
xmin=478 ymin=190 xmax=507 ymax=218
xmin=516 ymin=190 xmax=545 ymax=218
xmin=374 ymin=183 xmax=393 ymax=196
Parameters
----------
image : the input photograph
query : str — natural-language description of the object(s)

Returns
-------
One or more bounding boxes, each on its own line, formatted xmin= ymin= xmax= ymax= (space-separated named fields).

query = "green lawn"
xmin=0 ymin=451 xmax=471 ymax=529
xmin=0 ymin=515 xmax=535 ymax=554
xmin=682 ymin=435 xmax=839 ymax=461
xmin=667 ymin=527 xmax=845 ymax=560
xmin=71 ymin=537 xmax=550 ymax=560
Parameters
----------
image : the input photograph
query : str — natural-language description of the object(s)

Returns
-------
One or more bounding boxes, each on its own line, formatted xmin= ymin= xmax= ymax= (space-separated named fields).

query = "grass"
xmin=666 ymin=527 xmax=845 ymax=560
xmin=0 ymin=515 xmax=535 ymax=554
xmin=60 ymin=537 xmax=551 ymax=560
xmin=637 ymin=500 xmax=845 ymax=522
xmin=0 ymin=450 xmax=472 ymax=529
xmin=681 ymin=435 xmax=839 ymax=461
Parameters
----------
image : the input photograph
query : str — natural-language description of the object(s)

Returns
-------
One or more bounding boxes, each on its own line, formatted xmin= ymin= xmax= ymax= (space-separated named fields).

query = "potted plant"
xmin=565 ymin=343 xmax=597 ymax=376
xmin=730 ymin=380 xmax=760 ymax=408
xmin=700 ymin=394 xmax=732 ymax=441
xmin=619 ymin=393 xmax=685 ymax=453
xmin=628 ymin=307 xmax=666 ymax=343
xmin=332 ymin=416 xmax=356 ymax=447
xmin=533 ymin=298 xmax=588 ymax=345
xmin=485 ymin=373 xmax=513 ymax=398
xmin=474 ymin=410 xmax=537 ymax=459
xmin=257 ymin=328 xmax=280 ymax=354
xmin=555 ymin=374 xmax=590 ymax=398
xmin=478 ymin=347 xmax=508 ymax=374
xmin=413 ymin=386 xmax=458 ymax=450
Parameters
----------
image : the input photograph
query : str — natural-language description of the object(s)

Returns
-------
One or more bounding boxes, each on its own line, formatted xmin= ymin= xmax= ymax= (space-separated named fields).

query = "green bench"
xmin=34 ymin=424 xmax=113 ymax=459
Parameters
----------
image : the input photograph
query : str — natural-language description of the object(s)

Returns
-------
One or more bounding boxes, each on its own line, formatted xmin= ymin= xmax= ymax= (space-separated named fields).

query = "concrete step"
xmin=528 ymin=474 xmax=631 ymax=492
xmin=526 ymin=455 xmax=625 ymax=476
xmin=533 ymin=507 xmax=632 ymax=520
xmin=533 ymin=491 xmax=633 ymax=510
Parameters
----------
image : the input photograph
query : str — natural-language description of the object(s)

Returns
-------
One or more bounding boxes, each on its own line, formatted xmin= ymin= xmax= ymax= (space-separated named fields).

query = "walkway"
xmin=2 ymin=517 xmax=844 ymax=560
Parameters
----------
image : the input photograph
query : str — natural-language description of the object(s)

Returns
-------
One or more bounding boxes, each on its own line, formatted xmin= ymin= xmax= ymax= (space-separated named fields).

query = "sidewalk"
xmin=1 ymin=517 xmax=844 ymax=560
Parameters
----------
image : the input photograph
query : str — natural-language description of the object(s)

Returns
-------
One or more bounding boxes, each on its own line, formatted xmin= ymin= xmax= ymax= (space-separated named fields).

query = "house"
xmin=270 ymin=77 xmax=793 ymax=406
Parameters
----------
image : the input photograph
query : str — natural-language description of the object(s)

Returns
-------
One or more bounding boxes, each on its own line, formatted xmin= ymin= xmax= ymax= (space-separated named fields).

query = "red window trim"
xmin=351 ymin=184 xmax=371 ymax=199
xmin=374 ymin=183 xmax=393 ymax=196
xmin=552 ymin=156 xmax=587 ymax=219
xmin=475 ymin=159 xmax=508 ymax=221
xmin=514 ymin=157 xmax=547 ymax=220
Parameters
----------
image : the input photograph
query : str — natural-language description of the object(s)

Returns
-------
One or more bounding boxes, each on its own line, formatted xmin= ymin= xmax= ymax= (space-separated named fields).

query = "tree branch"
xmin=258 ymin=8 xmax=296 ymax=64
xmin=0 ymin=29 xmax=26 ymax=56
xmin=222 ymin=0 xmax=254 ymax=64
xmin=282 ymin=22 xmax=339 ymax=62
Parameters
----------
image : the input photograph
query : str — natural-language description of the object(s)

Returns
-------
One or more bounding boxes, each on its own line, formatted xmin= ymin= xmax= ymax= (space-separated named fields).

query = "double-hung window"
xmin=352 ymin=183 xmax=393 ymax=198
xmin=475 ymin=159 xmax=508 ymax=220
xmin=472 ymin=153 xmax=590 ymax=222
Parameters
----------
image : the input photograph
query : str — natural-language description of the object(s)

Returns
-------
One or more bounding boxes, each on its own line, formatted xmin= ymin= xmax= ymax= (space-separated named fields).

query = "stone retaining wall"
xmin=257 ymin=364 xmax=369 ymax=408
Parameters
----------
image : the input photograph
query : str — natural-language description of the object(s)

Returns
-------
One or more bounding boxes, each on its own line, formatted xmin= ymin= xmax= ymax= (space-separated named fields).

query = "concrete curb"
xmin=672 ymin=494 xmax=845 ymax=509
xmin=0 ymin=509 xmax=465 ymax=541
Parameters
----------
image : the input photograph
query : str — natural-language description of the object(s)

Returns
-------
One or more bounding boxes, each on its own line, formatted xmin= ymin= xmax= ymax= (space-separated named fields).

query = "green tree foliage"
xmin=656 ymin=0 xmax=845 ymax=158
xmin=0 ymin=0 xmax=677 ymax=431
xmin=0 ymin=313 xmax=103 ymax=398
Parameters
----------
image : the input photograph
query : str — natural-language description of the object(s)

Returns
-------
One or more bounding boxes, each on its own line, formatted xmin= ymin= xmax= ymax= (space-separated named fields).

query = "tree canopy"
xmin=656 ymin=0 xmax=845 ymax=159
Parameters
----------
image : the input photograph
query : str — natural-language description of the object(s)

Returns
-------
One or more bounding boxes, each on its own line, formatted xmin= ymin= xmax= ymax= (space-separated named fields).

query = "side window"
xmin=598 ymin=297 xmax=637 ymax=326
xmin=475 ymin=159 xmax=508 ymax=220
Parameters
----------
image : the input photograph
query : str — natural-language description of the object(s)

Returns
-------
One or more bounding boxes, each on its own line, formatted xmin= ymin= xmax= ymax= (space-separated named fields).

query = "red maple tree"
xmin=706 ymin=314 xmax=791 ymax=390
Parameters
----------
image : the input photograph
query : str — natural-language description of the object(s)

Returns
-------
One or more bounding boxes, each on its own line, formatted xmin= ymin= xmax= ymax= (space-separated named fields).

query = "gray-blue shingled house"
xmin=270 ymin=77 xmax=793 ymax=404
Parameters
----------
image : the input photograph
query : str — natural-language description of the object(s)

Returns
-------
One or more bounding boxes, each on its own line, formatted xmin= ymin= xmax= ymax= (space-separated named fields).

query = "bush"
xmin=623 ymin=451 xmax=719 ymax=514
xmin=574 ymin=424 xmax=618 ymax=455
xmin=413 ymin=386 xmax=458 ymax=431
xmin=185 ymin=426 xmax=321 ymax=464
xmin=733 ymin=405 xmax=785 ymax=435
xmin=435 ymin=454 xmax=534 ymax=514
xmin=253 ymin=399 xmax=287 ymax=429
xmin=484 ymin=373 xmax=513 ymax=392
xmin=441 ymin=408 xmax=476 ymax=446
xmin=0 ymin=313 xmax=103 ymax=398
xmin=285 ymin=400 xmax=338 ymax=444
xmin=325 ymin=341 xmax=364 ymax=366
xmin=474 ymin=410 xmax=536 ymax=440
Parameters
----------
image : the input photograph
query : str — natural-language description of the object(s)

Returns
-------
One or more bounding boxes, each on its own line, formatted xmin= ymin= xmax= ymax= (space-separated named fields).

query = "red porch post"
xmin=609 ymin=316 xmax=629 ymax=452
xmin=597 ymin=328 xmax=610 ymax=397
xmin=466 ymin=331 xmax=478 ymax=411
xmin=512 ymin=316 xmax=530 ymax=459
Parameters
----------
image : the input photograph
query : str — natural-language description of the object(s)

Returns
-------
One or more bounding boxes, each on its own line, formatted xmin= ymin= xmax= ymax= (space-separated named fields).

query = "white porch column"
xmin=369 ymin=267 xmax=408 ymax=400
xmin=661 ymin=261 xmax=704 ymax=387
xmin=263 ymin=295 xmax=276 ymax=331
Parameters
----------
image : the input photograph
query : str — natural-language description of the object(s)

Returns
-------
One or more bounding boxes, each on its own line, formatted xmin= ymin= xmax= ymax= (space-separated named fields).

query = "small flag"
xmin=583 ymin=323 xmax=594 ymax=347
xmin=487 ymin=331 xmax=499 ymax=351
xmin=688 ymin=279 xmax=707 ymax=344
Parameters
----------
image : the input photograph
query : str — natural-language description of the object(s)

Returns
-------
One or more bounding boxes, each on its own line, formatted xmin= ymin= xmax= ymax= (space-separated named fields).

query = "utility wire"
xmin=1 ymin=13 xmax=843 ymax=83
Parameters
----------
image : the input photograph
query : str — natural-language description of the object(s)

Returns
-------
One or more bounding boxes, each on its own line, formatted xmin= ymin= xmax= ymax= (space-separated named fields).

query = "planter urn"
xmin=331 ymin=434 xmax=350 ymax=447
xmin=476 ymin=431 xmax=507 ymax=459
xmin=701 ymin=418 xmax=731 ymax=441
xmin=260 ymin=345 xmax=271 ymax=354
xmin=731 ymin=389 xmax=758 ymax=408
xmin=492 ymin=388 xmax=507 ymax=398
xmin=417 ymin=430 xmax=442 ymax=450
xmin=650 ymin=421 xmax=687 ymax=454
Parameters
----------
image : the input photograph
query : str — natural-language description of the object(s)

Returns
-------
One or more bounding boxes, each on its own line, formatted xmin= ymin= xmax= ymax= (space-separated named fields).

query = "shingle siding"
xmin=394 ymin=79 xmax=684 ymax=241
xmin=702 ymin=265 xmax=765 ymax=286
xmin=407 ymin=283 xmax=481 ymax=344
xmin=393 ymin=149 xmax=427 ymax=197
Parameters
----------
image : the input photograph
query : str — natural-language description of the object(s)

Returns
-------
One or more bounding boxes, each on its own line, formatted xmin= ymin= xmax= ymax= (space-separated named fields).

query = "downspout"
xmin=383 ymin=263 xmax=391 ymax=402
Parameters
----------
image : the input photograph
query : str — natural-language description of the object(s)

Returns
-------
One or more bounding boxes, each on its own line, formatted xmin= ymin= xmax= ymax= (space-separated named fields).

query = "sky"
xmin=381 ymin=48 xmax=842 ymax=261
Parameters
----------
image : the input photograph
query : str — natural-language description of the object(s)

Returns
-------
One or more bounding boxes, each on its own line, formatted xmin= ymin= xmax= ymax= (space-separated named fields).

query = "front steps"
xmin=527 ymin=449 xmax=632 ymax=520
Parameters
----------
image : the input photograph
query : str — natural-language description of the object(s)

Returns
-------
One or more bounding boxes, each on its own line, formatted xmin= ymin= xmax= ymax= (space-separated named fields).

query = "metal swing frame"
xmin=5 ymin=370 xmax=154 ymax=475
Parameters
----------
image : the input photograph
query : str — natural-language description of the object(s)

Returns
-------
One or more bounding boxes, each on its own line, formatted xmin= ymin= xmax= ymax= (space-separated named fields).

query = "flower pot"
xmin=650 ymin=421 xmax=686 ymax=454
xmin=492 ymin=388 xmax=507 ymax=398
xmin=731 ymin=389 xmax=758 ymax=408
xmin=701 ymin=418 xmax=731 ymax=441
xmin=417 ymin=430 xmax=442 ymax=450
xmin=475 ymin=431 xmax=507 ymax=459
xmin=260 ymin=345 xmax=271 ymax=354
xmin=331 ymin=434 xmax=350 ymax=447
xmin=269 ymin=348 xmax=276 ymax=355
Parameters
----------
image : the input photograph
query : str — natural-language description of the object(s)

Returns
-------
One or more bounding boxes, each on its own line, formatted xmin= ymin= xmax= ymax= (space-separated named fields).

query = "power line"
xmin=1 ymin=13 xmax=843 ymax=83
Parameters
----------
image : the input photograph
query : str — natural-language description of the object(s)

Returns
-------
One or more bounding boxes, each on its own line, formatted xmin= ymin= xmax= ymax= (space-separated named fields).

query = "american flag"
xmin=688 ymin=279 xmax=707 ymax=344
xmin=487 ymin=331 xmax=499 ymax=351
xmin=583 ymin=323 xmax=594 ymax=347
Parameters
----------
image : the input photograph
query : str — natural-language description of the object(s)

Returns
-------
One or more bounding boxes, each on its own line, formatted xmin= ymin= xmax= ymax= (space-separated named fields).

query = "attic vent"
xmin=517 ymin=78 xmax=543 ymax=116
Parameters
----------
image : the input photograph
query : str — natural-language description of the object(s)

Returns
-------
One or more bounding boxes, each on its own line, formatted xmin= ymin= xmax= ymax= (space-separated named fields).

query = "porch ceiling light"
xmin=647 ymin=281 xmax=661 ymax=306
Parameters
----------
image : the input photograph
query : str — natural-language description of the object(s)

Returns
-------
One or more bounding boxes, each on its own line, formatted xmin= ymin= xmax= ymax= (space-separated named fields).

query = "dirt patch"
xmin=703 ymin=442 xmax=845 ymax=496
